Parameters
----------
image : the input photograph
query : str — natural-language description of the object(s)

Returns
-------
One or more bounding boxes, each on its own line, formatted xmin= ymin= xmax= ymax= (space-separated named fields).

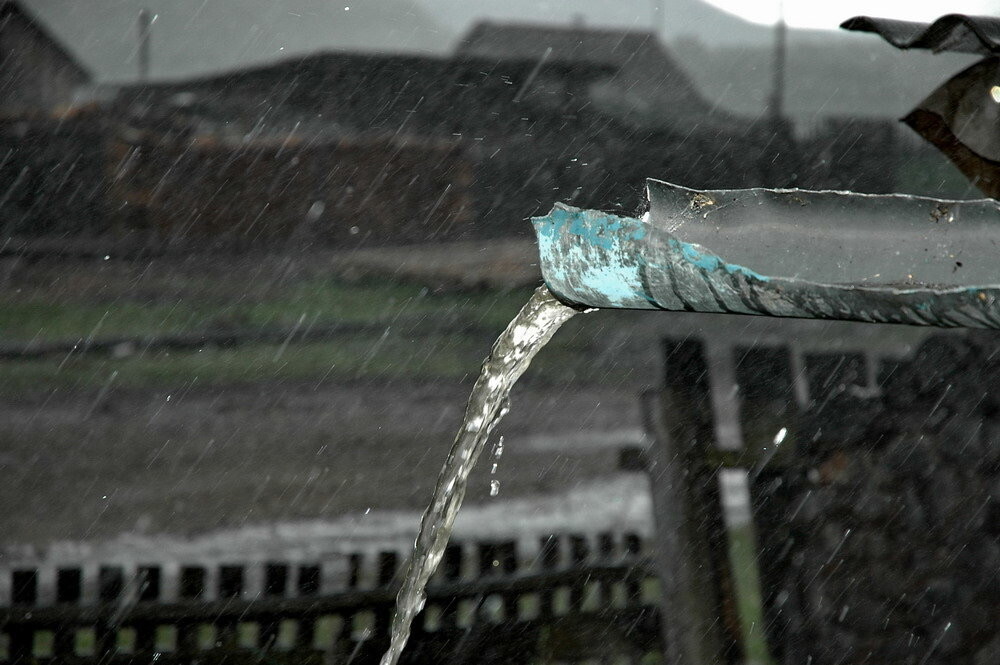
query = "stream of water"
xmin=379 ymin=286 xmax=579 ymax=665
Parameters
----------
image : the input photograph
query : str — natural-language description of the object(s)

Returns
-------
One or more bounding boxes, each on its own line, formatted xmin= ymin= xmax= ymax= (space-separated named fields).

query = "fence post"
xmin=643 ymin=338 xmax=732 ymax=665
xmin=6 ymin=624 xmax=33 ymax=664
xmin=644 ymin=388 xmax=729 ymax=665
xmin=94 ymin=621 xmax=117 ymax=661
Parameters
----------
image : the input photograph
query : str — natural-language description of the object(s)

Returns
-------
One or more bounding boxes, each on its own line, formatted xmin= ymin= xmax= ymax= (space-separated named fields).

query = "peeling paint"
xmin=532 ymin=181 xmax=1000 ymax=329
xmin=667 ymin=237 xmax=771 ymax=283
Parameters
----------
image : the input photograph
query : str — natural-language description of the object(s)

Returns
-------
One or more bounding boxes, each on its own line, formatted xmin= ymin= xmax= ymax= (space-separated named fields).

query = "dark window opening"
xmin=11 ymin=570 xmax=37 ymax=605
xmin=218 ymin=565 xmax=244 ymax=599
xmin=598 ymin=533 xmax=616 ymax=559
xmin=624 ymin=534 xmax=642 ymax=557
xmin=137 ymin=566 xmax=161 ymax=602
xmin=98 ymin=566 xmax=124 ymax=602
xmin=264 ymin=563 xmax=288 ymax=597
xmin=56 ymin=567 xmax=82 ymax=604
xmin=539 ymin=535 xmax=561 ymax=569
xmin=377 ymin=552 xmax=399 ymax=586
xmin=569 ymin=536 xmax=589 ymax=565
xmin=479 ymin=541 xmax=517 ymax=576
xmin=179 ymin=566 xmax=205 ymax=600
xmin=297 ymin=564 xmax=321 ymax=596
xmin=442 ymin=544 xmax=462 ymax=580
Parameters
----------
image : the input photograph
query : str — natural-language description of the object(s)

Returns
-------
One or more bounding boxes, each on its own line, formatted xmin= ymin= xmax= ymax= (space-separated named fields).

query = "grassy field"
xmin=0 ymin=252 xmax=562 ymax=396
xmin=0 ymin=327 xmax=632 ymax=397
xmin=2 ymin=276 xmax=534 ymax=342
xmin=0 ymin=251 xmax=648 ymax=544
xmin=0 ymin=250 xmax=933 ymax=400
xmin=1 ymin=247 xmax=934 ymax=546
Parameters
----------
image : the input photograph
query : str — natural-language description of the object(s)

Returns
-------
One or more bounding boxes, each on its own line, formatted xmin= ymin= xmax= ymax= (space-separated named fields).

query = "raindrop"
xmin=306 ymin=201 xmax=325 ymax=222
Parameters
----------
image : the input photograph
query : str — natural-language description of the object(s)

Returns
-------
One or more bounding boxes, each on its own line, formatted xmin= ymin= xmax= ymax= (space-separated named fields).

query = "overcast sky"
xmin=703 ymin=0 xmax=998 ymax=28
xmin=24 ymin=0 xmax=999 ymax=82
xmin=425 ymin=0 xmax=998 ymax=33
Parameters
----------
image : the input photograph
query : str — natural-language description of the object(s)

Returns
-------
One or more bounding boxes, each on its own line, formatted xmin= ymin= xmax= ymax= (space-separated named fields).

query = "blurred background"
xmin=2 ymin=0 xmax=999 ymax=663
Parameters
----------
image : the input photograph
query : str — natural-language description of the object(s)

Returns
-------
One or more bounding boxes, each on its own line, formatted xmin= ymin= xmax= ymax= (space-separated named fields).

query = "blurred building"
xmin=0 ymin=0 xmax=91 ymax=116
xmin=457 ymin=21 xmax=721 ymax=129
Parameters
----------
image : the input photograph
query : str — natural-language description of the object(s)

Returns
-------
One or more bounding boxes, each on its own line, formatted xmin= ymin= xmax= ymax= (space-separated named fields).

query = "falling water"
xmin=379 ymin=286 xmax=578 ymax=665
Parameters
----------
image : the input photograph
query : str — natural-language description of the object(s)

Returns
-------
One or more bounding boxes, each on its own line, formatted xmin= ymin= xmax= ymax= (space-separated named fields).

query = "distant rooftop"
xmin=454 ymin=20 xmax=717 ymax=128
xmin=456 ymin=21 xmax=667 ymax=68
xmin=0 ymin=0 xmax=91 ymax=81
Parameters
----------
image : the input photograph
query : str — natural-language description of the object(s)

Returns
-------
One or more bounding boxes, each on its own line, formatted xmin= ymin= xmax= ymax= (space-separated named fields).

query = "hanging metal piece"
xmin=840 ymin=14 xmax=1000 ymax=55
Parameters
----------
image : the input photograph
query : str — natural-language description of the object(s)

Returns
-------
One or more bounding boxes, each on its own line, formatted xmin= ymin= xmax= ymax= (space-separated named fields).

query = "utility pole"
xmin=650 ymin=1 xmax=662 ymax=38
xmin=763 ymin=0 xmax=796 ymax=187
xmin=138 ymin=9 xmax=151 ymax=82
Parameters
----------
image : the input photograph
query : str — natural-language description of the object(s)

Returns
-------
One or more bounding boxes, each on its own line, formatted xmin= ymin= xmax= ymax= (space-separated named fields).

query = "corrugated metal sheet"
xmin=840 ymin=14 xmax=1000 ymax=55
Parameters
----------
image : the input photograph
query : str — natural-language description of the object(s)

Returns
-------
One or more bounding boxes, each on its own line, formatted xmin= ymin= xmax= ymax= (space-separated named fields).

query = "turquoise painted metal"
xmin=532 ymin=179 xmax=1000 ymax=328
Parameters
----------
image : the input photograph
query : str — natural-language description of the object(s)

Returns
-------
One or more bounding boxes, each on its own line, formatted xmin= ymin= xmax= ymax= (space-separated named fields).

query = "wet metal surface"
xmin=533 ymin=179 xmax=1000 ymax=328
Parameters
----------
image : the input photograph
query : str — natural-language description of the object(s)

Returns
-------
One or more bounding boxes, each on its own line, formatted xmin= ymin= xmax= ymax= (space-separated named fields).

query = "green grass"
xmin=0 ymin=273 xmax=625 ymax=396
xmin=726 ymin=519 xmax=777 ymax=665
xmin=0 ymin=335 xmax=479 ymax=394
xmin=0 ymin=278 xmax=534 ymax=343
xmin=0 ymin=326 xmax=611 ymax=397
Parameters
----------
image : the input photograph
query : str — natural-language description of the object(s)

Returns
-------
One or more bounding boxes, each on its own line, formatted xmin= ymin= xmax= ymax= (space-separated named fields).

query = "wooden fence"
xmin=0 ymin=530 xmax=648 ymax=605
xmin=0 ymin=531 xmax=658 ymax=663
xmin=0 ymin=563 xmax=662 ymax=664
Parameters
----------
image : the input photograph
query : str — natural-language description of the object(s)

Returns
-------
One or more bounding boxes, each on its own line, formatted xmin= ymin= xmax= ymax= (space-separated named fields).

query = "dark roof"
xmin=840 ymin=14 xmax=1000 ymax=56
xmin=455 ymin=21 xmax=718 ymax=128
xmin=457 ymin=21 xmax=665 ymax=69
xmin=0 ymin=0 xmax=91 ymax=80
